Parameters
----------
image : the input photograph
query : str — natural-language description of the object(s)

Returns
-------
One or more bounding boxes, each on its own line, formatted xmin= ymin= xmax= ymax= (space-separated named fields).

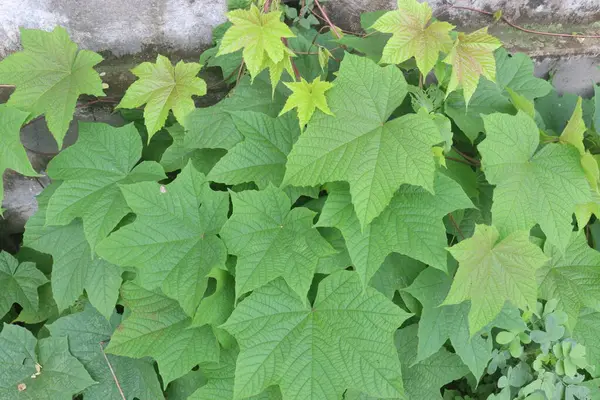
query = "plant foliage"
xmin=1 ymin=0 xmax=600 ymax=399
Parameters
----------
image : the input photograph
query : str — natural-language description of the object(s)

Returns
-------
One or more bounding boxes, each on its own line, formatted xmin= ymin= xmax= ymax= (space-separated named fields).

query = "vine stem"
xmin=452 ymin=146 xmax=480 ymax=166
xmin=445 ymin=156 xmax=475 ymax=166
xmin=449 ymin=213 xmax=465 ymax=240
xmin=263 ymin=0 xmax=272 ymax=13
xmin=100 ymin=342 xmax=126 ymax=400
xmin=281 ymin=38 xmax=302 ymax=81
xmin=452 ymin=5 xmax=600 ymax=39
xmin=313 ymin=0 xmax=342 ymax=39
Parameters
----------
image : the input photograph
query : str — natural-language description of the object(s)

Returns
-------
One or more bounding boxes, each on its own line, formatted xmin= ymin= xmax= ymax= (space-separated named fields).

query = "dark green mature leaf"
xmin=105 ymin=282 xmax=219 ymax=384
xmin=220 ymin=185 xmax=334 ymax=299
xmin=285 ymin=53 xmax=443 ymax=229
xmin=47 ymin=304 xmax=163 ymax=400
xmin=316 ymin=173 xmax=472 ymax=285
xmin=160 ymin=124 xmax=227 ymax=173
xmin=184 ymin=74 xmax=286 ymax=151
xmin=494 ymin=49 xmax=552 ymax=99
xmin=189 ymin=348 xmax=282 ymax=400
xmin=208 ymin=111 xmax=300 ymax=187
xmin=24 ymin=184 xmax=122 ymax=319
xmin=345 ymin=325 xmax=469 ymax=400
xmin=444 ymin=78 xmax=515 ymax=143
xmin=538 ymin=232 xmax=600 ymax=332
xmin=0 ymin=27 xmax=104 ymax=148
xmin=97 ymin=162 xmax=228 ymax=316
xmin=480 ymin=112 xmax=590 ymax=250
xmin=0 ymin=324 xmax=95 ymax=399
xmin=536 ymin=90 xmax=594 ymax=135
xmin=46 ymin=122 xmax=166 ymax=251
xmin=222 ymin=271 xmax=411 ymax=400
xmin=0 ymin=252 xmax=47 ymax=318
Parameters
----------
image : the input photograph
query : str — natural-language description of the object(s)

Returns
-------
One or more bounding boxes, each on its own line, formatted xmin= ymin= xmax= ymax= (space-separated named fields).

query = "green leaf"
xmin=160 ymin=124 xmax=227 ymax=173
xmin=96 ymin=162 xmax=228 ymax=316
xmin=345 ymin=325 xmax=469 ymax=400
xmin=370 ymin=253 xmax=426 ymax=300
xmin=444 ymin=78 xmax=515 ymax=143
xmin=404 ymin=265 xmax=525 ymax=380
xmin=396 ymin=325 xmax=469 ymax=399
xmin=0 ymin=104 xmax=38 ymax=213
xmin=444 ymin=224 xmax=548 ymax=335
xmin=208 ymin=111 xmax=300 ymax=188
xmin=222 ymin=271 xmax=411 ymax=400
xmin=105 ymin=282 xmax=219 ymax=384
xmin=0 ymin=324 xmax=95 ymax=399
xmin=316 ymin=173 xmax=472 ymax=286
xmin=536 ymin=90 xmax=595 ymax=135
xmin=0 ymin=27 xmax=104 ymax=148
xmin=371 ymin=0 xmax=454 ymax=74
xmin=47 ymin=304 xmax=163 ymax=400
xmin=117 ymin=55 xmax=207 ymax=139
xmin=573 ymin=309 xmax=600 ymax=373
xmin=45 ymin=122 xmax=166 ymax=251
xmin=479 ymin=112 xmax=590 ymax=250
xmin=443 ymin=28 xmax=502 ymax=105
xmin=285 ymin=53 xmax=443 ymax=229
xmin=218 ymin=4 xmax=295 ymax=78
xmin=220 ymin=185 xmax=334 ymax=299
xmin=538 ymin=232 xmax=600 ymax=332
xmin=0 ymin=252 xmax=47 ymax=318
xmin=23 ymin=185 xmax=122 ymax=319
xmin=184 ymin=74 xmax=286 ymax=151
xmin=189 ymin=348 xmax=282 ymax=400
xmin=279 ymin=77 xmax=334 ymax=129
xmin=494 ymin=48 xmax=552 ymax=100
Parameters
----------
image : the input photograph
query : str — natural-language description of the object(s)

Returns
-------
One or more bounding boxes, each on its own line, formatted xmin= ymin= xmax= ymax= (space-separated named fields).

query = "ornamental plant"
xmin=1 ymin=0 xmax=600 ymax=399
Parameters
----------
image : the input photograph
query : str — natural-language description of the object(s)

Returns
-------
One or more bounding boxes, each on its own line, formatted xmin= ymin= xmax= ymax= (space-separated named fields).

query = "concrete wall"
xmin=0 ymin=0 xmax=227 ymax=58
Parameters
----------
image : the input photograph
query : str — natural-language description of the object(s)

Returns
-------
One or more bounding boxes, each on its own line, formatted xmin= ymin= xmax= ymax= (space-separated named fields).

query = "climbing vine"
xmin=1 ymin=0 xmax=600 ymax=399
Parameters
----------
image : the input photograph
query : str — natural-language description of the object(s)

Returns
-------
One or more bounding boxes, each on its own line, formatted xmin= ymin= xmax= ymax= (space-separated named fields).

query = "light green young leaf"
xmin=316 ymin=173 xmax=472 ymax=286
xmin=0 ymin=324 xmax=96 ymax=399
xmin=279 ymin=77 xmax=334 ymax=129
xmin=479 ymin=112 xmax=590 ymax=251
xmin=494 ymin=48 xmax=552 ymax=100
xmin=538 ymin=232 xmax=600 ymax=332
xmin=46 ymin=122 xmax=166 ymax=251
xmin=443 ymin=27 xmax=502 ymax=105
xmin=444 ymin=224 xmax=548 ymax=335
xmin=222 ymin=271 xmax=411 ymax=400
xmin=218 ymin=4 xmax=295 ymax=78
xmin=220 ymin=185 xmax=334 ymax=299
xmin=0 ymin=252 xmax=47 ymax=318
xmin=0 ymin=105 xmax=38 ymax=213
xmin=208 ymin=111 xmax=300 ymax=188
xmin=371 ymin=0 xmax=454 ymax=74
xmin=285 ymin=53 xmax=442 ymax=229
xmin=96 ymin=162 xmax=228 ymax=316
xmin=106 ymin=282 xmax=219 ymax=384
xmin=117 ymin=55 xmax=207 ymax=139
xmin=47 ymin=304 xmax=163 ymax=400
xmin=0 ymin=27 xmax=104 ymax=148
xmin=24 ymin=185 xmax=122 ymax=319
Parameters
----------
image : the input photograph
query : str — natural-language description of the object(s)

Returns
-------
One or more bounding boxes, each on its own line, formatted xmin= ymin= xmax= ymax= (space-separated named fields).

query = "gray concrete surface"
xmin=0 ymin=0 xmax=227 ymax=58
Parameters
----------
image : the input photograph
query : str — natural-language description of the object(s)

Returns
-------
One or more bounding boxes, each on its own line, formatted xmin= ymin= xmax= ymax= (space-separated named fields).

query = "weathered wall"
xmin=0 ymin=0 xmax=227 ymax=58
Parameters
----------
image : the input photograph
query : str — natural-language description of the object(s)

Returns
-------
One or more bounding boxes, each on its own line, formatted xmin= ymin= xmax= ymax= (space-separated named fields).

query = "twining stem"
xmin=281 ymin=38 xmax=302 ymax=81
xmin=263 ymin=0 xmax=272 ymax=13
xmin=314 ymin=0 xmax=342 ymax=39
xmin=100 ymin=342 xmax=126 ymax=400
xmin=448 ymin=213 xmax=465 ymax=240
xmin=452 ymin=5 xmax=600 ymax=39
xmin=452 ymin=146 xmax=480 ymax=166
